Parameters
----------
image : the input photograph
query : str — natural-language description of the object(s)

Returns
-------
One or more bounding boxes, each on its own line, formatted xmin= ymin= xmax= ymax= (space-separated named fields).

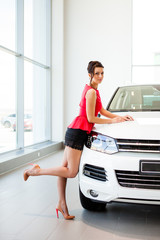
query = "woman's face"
xmin=90 ymin=67 xmax=104 ymax=85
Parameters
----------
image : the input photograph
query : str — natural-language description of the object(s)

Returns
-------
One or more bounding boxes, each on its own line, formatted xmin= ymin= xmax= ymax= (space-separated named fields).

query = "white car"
xmin=79 ymin=84 xmax=160 ymax=210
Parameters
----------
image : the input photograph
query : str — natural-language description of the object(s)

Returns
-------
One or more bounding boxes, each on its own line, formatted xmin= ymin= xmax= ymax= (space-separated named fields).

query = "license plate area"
xmin=140 ymin=160 xmax=160 ymax=175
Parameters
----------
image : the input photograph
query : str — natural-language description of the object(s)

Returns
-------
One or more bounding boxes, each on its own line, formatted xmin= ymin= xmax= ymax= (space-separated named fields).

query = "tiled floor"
xmin=1 ymin=150 xmax=160 ymax=240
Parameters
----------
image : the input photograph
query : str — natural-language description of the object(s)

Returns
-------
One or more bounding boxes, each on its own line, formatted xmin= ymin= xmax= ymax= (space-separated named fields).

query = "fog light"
xmin=90 ymin=190 xmax=99 ymax=198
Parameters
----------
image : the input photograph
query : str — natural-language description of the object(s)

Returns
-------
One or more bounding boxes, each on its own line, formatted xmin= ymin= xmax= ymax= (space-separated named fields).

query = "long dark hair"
xmin=87 ymin=61 xmax=104 ymax=84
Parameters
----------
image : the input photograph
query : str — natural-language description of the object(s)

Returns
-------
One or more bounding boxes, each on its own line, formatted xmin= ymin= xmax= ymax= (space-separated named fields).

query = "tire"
xmin=4 ymin=121 xmax=11 ymax=128
xmin=79 ymin=188 xmax=106 ymax=211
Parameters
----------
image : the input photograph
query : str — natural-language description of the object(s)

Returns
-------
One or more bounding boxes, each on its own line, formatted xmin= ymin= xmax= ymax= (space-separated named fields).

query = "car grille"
xmin=116 ymin=170 xmax=160 ymax=189
xmin=116 ymin=139 xmax=160 ymax=153
xmin=83 ymin=164 xmax=107 ymax=182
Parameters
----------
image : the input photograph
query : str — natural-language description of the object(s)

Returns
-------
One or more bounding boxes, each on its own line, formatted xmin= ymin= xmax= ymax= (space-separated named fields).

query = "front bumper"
xmin=79 ymin=146 xmax=160 ymax=204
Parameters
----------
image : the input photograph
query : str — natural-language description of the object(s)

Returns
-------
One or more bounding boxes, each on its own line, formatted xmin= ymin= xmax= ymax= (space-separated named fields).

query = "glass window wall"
xmin=0 ymin=52 xmax=16 ymax=153
xmin=0 ymin=0 xmax=51 ymax=154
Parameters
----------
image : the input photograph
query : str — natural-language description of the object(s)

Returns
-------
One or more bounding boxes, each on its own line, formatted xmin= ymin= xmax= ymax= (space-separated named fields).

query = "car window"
xmin=108 ymin=85 xmax=160 ymax=112
xmin=9 ymin=114 xmax=16 ymax=117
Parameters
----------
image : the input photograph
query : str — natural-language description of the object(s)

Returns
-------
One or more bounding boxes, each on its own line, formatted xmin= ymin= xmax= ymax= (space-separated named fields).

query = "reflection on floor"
xmin=0 ymin=150 xmax=160 ymax=240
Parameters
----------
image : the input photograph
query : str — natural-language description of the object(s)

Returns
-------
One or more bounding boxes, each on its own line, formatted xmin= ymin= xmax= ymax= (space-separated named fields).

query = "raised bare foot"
xmin=23 ymin=164 xmax=40 ymax=181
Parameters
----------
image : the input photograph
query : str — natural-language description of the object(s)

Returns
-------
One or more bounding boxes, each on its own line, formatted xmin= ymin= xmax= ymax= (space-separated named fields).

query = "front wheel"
xmin=79 ymin=188 xmax=106 ymax=211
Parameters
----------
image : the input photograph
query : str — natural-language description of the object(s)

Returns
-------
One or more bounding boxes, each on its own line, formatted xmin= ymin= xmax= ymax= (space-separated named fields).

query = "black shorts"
xmin=64 ymin=128 xmax=88 ymax=151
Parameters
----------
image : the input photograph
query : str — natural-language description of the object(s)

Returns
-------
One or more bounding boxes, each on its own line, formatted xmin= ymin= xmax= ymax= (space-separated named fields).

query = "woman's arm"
xmin=100 ymin=107 xmax=134 ymax=121
xmin=100 ymin=107 xmax=119 ymax=118
xmin=86 ymin=89 xmax=125 ymax=124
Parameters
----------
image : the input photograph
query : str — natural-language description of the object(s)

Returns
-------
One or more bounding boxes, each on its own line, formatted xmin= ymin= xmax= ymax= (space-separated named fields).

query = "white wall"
xmin=52 ymin=0 xmax=132 ymax=140
xmin=64 ymin=0 xmax=132 ymax=130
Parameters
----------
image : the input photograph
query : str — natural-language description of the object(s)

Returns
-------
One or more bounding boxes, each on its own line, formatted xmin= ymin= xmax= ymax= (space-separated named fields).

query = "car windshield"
xmin=107 ymin=85 xmax=160 ymax=112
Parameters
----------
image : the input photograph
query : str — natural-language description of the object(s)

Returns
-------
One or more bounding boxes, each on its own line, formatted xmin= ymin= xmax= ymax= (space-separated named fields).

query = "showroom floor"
xmin=0 ymin=150 xmax=160 ymax=240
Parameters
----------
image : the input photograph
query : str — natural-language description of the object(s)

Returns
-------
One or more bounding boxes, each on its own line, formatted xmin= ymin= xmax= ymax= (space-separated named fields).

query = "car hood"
xmin=93 ymin=112 xmax=160 ymax=140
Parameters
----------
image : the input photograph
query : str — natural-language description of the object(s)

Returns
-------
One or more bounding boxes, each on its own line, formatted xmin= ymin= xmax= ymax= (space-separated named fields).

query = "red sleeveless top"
xmin=68 ymin=84 xmax=102 ymax=133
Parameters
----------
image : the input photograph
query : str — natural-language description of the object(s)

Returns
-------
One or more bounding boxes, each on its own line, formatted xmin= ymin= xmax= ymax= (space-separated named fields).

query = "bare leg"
xmin=26 ymin=146 xmax=82 ymax=178
xmin=57 ymin=148 xmax=68 ymax=215
xmin=24 ymin=146 xmax=82 ymax=217
xmin=57 ymin=147 xmax=82 ymax=216
xmin=57 ymin=177 xmax=68 ymax=213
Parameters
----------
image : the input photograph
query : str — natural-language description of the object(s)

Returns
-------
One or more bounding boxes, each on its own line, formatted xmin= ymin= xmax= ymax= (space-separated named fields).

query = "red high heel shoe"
xmin=23 ymin=163 xmax=40 ymax=181
xmin=56 ymin=207 xmax=75 ymax=220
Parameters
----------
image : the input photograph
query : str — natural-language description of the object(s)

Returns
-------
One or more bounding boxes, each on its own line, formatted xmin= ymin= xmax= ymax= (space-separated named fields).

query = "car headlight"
xmin=85 ymin=131 xmax=118 ymax=154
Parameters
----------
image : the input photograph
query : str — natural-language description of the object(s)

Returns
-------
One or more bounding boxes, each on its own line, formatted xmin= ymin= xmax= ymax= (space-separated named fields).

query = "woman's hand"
xmin=111 ymin=117 xmax=126 ymax=123
xmin=121 ymin=115 xmax=134 ymax=121
xmin=100 ymin=108 xmax=134 ymax=122
xmin=111 ymin=115 xmax=134 ymax=124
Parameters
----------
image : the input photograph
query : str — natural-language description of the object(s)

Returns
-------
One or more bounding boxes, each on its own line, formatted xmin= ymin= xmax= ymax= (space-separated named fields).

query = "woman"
xmin=23 ymin=61 xmax=133 ymax=220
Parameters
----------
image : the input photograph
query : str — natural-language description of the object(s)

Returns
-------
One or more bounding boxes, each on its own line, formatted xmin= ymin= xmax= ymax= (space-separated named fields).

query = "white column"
xmin=51 ymin=0 xmax=65 ymax=141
